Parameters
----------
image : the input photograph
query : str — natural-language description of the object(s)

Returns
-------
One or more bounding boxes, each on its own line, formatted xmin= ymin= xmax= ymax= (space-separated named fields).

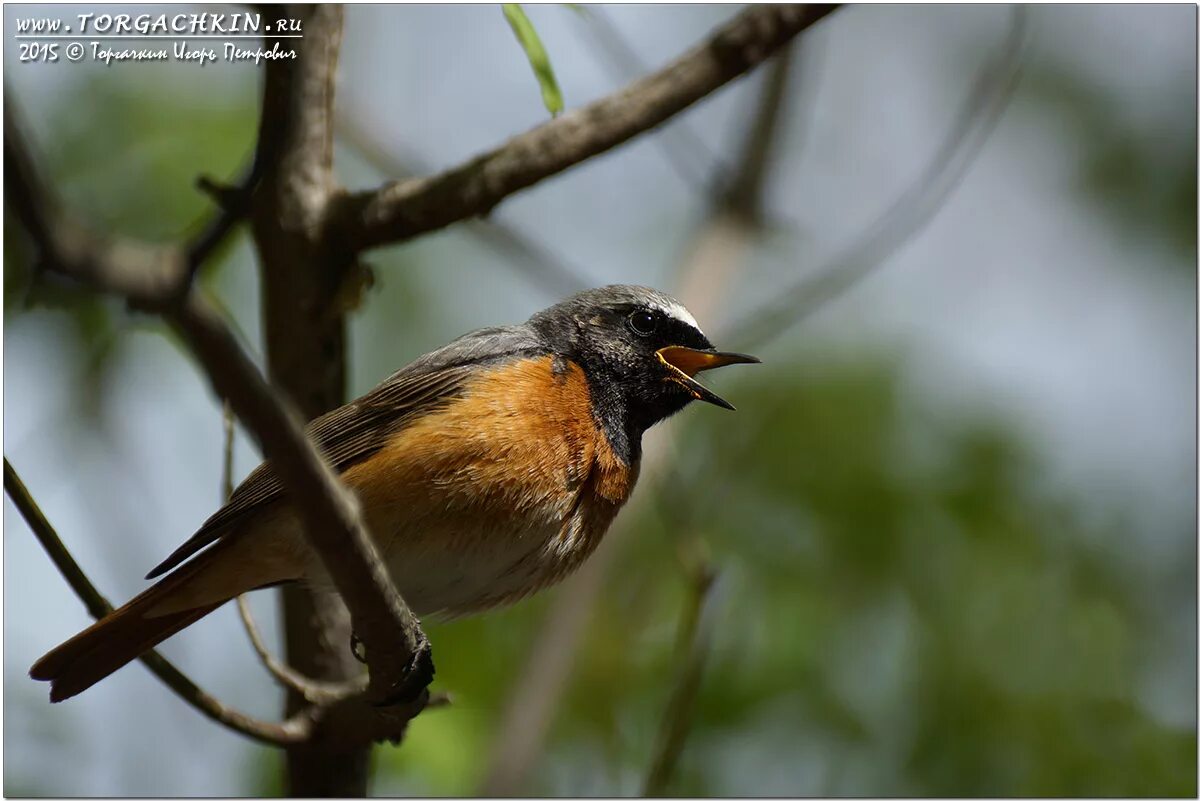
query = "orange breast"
xmin=332 ymin=355 xmax=637 ymax=616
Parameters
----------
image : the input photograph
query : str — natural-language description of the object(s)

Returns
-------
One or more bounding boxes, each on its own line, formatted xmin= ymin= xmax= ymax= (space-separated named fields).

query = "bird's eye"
xmin=627 ymin=309 xmax=658 ymax=336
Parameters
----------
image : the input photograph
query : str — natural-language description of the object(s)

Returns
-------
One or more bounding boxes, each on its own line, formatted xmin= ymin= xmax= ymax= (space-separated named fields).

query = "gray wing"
xmin=145 ymin=325 xmax=544 ymax=579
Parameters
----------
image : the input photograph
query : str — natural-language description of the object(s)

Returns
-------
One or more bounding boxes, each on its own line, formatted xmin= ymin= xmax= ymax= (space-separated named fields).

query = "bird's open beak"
xmin=656 ymin=346 xmax=760 ymax=410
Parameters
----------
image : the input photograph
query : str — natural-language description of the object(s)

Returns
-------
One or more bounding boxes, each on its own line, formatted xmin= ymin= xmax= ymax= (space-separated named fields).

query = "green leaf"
xmin=501 ymin=4 xmax=564 ymax=117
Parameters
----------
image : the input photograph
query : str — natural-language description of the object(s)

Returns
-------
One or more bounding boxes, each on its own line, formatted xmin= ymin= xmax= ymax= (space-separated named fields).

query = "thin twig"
xmin=221 ymin=401 xmax=364 ymax=704
xmin=181 ymin=23 xmax=285 ymax=279
xmin=184 ymin=158 xmax=262 ymax=279
xmin=330 ymin=4 xmax=838 ymax=251
xmin=643 ymin=562 xmax=720 ymax=797
xmin=4 ymin=458 xmax=309 ymax=746
xmin=575 ymin=6 xmax=729 ymax=192
xmin=170 ymin=293 xmax=431 ymax=709
xmin=721 ymin=44 xmax=796 ymax=224
xmin=236 ymin=594 xmax=367 ymax=705
xmin=222 ymin=400 xmax=235 ymax=501
xmin=729 ymin=6 xmax=1029 ymax=351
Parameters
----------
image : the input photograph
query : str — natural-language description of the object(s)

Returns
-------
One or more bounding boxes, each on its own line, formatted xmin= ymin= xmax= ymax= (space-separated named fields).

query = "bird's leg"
xmin=372 ymin=634 xmax=436 ymax=708
xmin=348 ymin=626 xmax=436 ymax=708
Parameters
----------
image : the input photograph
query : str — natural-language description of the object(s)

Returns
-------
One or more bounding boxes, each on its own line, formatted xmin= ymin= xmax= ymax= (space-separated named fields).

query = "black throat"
xmin=580 ymin=364 xmax=642 ymax=466
xmin=556 ymin=351 xmax=690 ymax=467
xmin=532 ymin=307 xmax=692 ymax=467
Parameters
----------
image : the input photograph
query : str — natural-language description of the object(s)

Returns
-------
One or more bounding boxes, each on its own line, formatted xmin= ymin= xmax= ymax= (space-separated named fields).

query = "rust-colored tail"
xmin=31 ymin=546 xmax=235 ymax=702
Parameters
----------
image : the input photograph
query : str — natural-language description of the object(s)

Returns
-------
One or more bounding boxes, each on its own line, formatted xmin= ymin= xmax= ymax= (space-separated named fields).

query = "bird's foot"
xmin=372 ymin=637 xmax=435 ymax=708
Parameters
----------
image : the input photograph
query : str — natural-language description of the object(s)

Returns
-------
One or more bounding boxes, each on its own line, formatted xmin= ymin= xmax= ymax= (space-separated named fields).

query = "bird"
xmin=30 ymin=284 xmax=758 ymax=702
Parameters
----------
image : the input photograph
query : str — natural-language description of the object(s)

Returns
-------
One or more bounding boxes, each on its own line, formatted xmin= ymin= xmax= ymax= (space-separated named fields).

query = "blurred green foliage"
xmin=5 ymin=11 xmax=1194 ymax=798
xmin=6 ymin=77 xmax=256 ymax=422
xmin=368 ymin=354 xmax=1193 ymax=797
xmin=1022 ymin=59 xmax=1196 ymax=266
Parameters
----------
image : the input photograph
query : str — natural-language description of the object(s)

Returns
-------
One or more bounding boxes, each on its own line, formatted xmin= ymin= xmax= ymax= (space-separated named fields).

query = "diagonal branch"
xmin=6 ymin=92 xmax=429 ymax=733
xmin=335 ymin=105 xmax=593 ymax=297
xmin=329 ymin=4 xmax=839 ymax=252
xmin=4 ymin=458 xmax=308 ymax=747
xmin=574 ymin=6 xmax=729 ymax=193
xmin=220 ymin=404 xmax=365 ymax=705
xmin=236 ymin=593 xmax=367 ymax=705
xmin=169 ymin=294 xmax=431 ymax=709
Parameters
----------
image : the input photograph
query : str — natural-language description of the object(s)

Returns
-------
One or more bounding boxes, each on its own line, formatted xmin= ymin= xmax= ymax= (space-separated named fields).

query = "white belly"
xmin=298 ymin=489 xmax=589 ymax=619
xmin=380 ymin=510 xmax=571 ymax=618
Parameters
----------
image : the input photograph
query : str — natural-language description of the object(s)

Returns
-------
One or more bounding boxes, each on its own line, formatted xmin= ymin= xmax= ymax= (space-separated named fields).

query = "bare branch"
xmin=330 ymin=4 xmax=838 ymax=251
xmin=221 ymin=400 xmax=236 ymax=501
xmin=6 ymin=78 xmax=429 ymax=736
xmin=170 ymin=293 xmax=431 ymax=709
xmin=221 ymin=403 xmax=365 ymax=705
xmin=181 ymin=25 xmax=300 ymax=278
xmin=223 ymin=407 xmax=325 ymax=699
xmin=722 ymin=44 xmax=795 ymax=224
xmin=729 ymin=7 xmax=1029 ymax=350
xmin=4 ymin=458 xmax=308 ymax=747
xmin=574 ymin=6 xmax=728 ymax=192
xmin=335 ymin=105 xmax=593 ymax=297
xmin=235 ymin=594 xmax=367 ymax=705
xmin=184 ymin=158 xmax=261 ymax=278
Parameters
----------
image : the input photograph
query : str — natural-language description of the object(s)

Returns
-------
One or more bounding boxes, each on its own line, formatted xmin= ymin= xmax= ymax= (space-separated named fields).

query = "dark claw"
xmin=372 ymin=639 xmax=436 ymax=708
xmin=349 ymin=631 xmax=368 ymax=664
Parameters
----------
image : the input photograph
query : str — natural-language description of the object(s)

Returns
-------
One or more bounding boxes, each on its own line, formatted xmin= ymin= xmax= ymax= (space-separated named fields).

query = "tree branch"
xmin=4 ymin=458 xmax=308 ymax=747
xmin=169 ymin=294 xmax=431 ymax=708
xmin=220 ymin=404 xmax=365 ymax=706
xmin=236 ymin=594 xmax=367 ymax=705
xmin=574 ymin=6 xmax=728 ymax=193
xmin=329 ymin=4 xmax=838 ymax=252
xmin=245 ymin=8 xmax=383 ymax=794
xmin=6 ymin=76 xmax=429 ymax=743
xmin=335 ymin=104 xmax=593 ymax=298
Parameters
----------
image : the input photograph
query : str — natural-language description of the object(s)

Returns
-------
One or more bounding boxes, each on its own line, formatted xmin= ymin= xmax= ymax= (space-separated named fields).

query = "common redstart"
xmin=31 ymin=285 xmax=758 ymax=701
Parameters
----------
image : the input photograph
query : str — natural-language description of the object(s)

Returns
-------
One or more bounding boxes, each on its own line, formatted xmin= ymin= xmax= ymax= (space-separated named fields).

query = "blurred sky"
xmin=4 ymin=4 xmax=1195 ymax=795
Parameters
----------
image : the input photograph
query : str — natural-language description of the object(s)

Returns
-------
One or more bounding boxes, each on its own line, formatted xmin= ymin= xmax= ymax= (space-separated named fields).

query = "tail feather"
xmin=32 ymin=543 xmax=236 ymax=702
xmin=31 ymin=601 xmax=219 ymax=702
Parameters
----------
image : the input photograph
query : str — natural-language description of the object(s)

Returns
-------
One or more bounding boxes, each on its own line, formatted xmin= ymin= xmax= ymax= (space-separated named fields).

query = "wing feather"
xmin=145 ymin=325 xmax=543 ymax=579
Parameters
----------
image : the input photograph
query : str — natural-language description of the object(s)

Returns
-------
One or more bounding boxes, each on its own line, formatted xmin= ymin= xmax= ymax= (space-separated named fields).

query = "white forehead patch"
xmin=653 ymin=299 xmax=703 ymax=335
